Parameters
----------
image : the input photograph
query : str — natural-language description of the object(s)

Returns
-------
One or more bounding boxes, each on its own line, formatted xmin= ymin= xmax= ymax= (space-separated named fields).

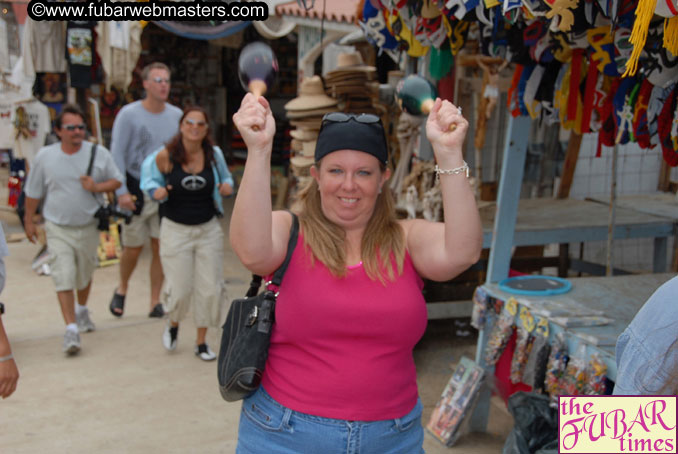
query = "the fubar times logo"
xmin=559 ymin=396 xmax=677 ymax=453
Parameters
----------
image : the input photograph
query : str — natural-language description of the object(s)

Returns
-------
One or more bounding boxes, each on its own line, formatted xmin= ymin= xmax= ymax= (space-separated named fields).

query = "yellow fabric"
xmin=385 ymin=9 xmax=430 ymax=57
xmin=664 ymin=16 xmax=678 ymax=55
xmin=623 ymin=0 xmax=657 ymax=76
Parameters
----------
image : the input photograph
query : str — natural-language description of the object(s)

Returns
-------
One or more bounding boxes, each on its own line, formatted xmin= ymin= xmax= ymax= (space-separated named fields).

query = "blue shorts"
xmin=236 ymin=387 xmax=425 ymax=454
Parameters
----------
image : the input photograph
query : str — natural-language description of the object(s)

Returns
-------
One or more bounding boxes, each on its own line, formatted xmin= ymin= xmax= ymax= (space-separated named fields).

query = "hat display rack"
xmin=284 ymin=52 xmax=392 ymax=196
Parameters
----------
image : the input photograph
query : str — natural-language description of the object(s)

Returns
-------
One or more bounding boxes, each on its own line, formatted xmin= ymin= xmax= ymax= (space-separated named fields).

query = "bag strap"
xmin=87 ymin=143 xmax=103 ymax=207
xmin=87 ymin=142 xmax=97 ymax=176
xmin=269 ymin=212 xmax=299 ymax=288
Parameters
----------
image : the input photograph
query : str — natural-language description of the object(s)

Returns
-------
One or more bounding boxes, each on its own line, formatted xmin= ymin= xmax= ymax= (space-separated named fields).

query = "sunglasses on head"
xmin=152 ymin=77 xmax=170 ymax=84
xmin=184 ymin=118 xmax=207 ymax=127
xmin=64 ymin=124 xmax=86 ymax=131
xmin=321 ymin=112 xmax=382 ymax=127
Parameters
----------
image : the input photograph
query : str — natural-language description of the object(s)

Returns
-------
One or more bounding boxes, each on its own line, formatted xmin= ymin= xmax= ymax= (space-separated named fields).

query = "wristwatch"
xmin=0 ymin=302 xmax=4 ymax=315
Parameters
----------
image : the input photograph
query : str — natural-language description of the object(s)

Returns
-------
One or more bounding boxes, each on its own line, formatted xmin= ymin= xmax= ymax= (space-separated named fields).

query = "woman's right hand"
xmin=232 ymin=93 xmax=275 ymax=155
xmin=153 ymin=185 xmax=171 ymax=201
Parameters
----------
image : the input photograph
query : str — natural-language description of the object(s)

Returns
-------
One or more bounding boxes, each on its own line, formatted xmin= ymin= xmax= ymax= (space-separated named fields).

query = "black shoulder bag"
xmin=218 ymin=213 xmax=299 ymax=402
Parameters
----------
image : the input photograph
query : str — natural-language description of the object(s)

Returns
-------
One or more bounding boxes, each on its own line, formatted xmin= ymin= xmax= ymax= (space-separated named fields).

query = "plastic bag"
xmin=502 ymin=392 xmax=558 ymax=454
xmin=485 ymin=310 xmax=516 ymax=366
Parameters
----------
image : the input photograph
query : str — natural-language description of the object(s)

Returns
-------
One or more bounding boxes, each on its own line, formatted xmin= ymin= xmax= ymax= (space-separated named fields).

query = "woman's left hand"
xmin=425 ymin=98 xmax=468 ymax=158
xmin=218 ymin=183 xmax=233 ymax=197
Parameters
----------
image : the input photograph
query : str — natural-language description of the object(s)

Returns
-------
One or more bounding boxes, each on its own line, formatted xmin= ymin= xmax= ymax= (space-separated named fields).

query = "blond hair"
xmin=141 ymin=62 xmax=171 ymax=80
xmin=293 ymin=167 xmax=405 ymax=285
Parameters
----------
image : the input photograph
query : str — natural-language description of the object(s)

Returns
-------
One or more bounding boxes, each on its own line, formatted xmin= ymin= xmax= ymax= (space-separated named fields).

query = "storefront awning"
xmin=153 ymin=20 xmax=251 ymax=40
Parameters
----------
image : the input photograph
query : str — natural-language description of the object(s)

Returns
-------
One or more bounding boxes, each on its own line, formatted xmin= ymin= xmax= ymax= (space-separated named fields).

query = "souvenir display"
xmin=484 ymin=309 xmax=516 ymax=366
xmin=510 ymin=325 xmax=535 ymax=384
xmin=544 ymin=333 xmax=569 ymax=408
xmin=560 ymin=344 xmax=588 ymax=396
xmin=583 ymin=354 xmax=608 ymax=395
xmin=471 ymin=286 xmax=489 ymax=330
xmin=357 ymin=0 xmax=678 ymax=166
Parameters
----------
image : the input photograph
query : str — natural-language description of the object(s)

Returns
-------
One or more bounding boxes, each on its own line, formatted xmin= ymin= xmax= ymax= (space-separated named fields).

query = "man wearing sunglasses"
xmin=22 ymin=104 xmax=123 ymax=355
xmin=109 ymin=62 xmax=182 ymax=319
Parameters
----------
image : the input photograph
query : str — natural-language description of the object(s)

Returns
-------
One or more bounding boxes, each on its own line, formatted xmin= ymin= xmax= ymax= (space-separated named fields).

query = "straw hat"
xmin=300 ymin=140 xmax=317 ymax=158
xmin=286 ymin=107 xmax=336 ymax=119
xmin=285 ymin=76 xmax=338 ymax=111
xmin=290 ymin=155 xmax=315 ymax=168
xmin=290 ymin=128 xmax=318 ymax=141
xmin=328 ymin=52 xmax=376 ymax=74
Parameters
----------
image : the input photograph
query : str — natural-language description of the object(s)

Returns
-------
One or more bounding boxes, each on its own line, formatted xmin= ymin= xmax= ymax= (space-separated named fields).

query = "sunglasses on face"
xmin=184 ymin=118 xmax=207 ymax=127
xmin=321 ymin=112 xmax=382 ymax=127
xmin=152 ymin=77 xmax=170 ymax=84
xmin=64 ymin=124 xmax=86 ymax=131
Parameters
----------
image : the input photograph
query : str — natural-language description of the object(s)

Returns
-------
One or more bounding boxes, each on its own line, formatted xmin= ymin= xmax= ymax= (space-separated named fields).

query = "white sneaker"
xmin=195 ymin=343 xmax=216 ymax=361
xmin=163 ymin=323 xmax=178 ymax=351
xmin=76 ymin=307 xmax=96 ymax=333
xmin=63 ymin=329 xmax=81 ymax=355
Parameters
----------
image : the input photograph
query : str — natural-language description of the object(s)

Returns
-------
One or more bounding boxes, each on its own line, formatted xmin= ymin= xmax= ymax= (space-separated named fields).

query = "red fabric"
xmin=493 ymin=330 xmax=533 ymax=405
xmin=596 ymin=77 xmax=621 ymax=157
xmin=438 ymin=68 xmax=456 ymax=102
xmin=508 ymin=64 xmax=524 ymax=118
xmin=581 ymin=54 xmax=599 ymax=134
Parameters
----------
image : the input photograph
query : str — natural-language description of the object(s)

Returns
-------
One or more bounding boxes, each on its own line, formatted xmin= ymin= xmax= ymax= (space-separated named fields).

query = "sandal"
xmin=148 ymin=303 xmax=165 ymax=318
xmin=109 ymin=292 xmax=125 ymax=317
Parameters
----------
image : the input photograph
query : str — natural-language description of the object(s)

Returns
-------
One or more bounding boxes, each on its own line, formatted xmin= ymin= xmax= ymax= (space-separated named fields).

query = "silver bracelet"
xmin=0 ymin=353 xmax=13 ymax=362
xmin=435 ymin=161 xmax=469 ymax=179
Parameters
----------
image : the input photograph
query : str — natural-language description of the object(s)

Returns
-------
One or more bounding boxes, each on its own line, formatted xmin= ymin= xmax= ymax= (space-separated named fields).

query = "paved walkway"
xmin=0 ymin=201 xmax=512 ymax=453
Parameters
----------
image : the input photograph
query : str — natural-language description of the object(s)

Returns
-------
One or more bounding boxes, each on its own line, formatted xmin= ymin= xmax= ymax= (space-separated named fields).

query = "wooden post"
xmin=658 ymin=159 xmax=672 ymax=192
xmin=556 ymin=131 xmax=582 ymax=199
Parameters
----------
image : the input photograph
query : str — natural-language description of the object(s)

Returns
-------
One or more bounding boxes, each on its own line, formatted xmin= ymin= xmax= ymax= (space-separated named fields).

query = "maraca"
xmin=396 ymin=75 xmax=456 ymax=131
xmin=238 ymin=42 xmax=278 ymax=98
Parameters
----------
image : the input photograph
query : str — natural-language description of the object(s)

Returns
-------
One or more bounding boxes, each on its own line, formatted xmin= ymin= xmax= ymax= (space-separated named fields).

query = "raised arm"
xmin=230 ymin=93 xmax=291 ymax=275
xmin=403 ymin=98 xmax=482 ymax=281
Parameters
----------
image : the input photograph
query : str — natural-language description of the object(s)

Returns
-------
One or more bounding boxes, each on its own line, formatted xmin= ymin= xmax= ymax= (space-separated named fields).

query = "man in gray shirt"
xmin=110 ymin=62 xmax=182 ymax=319
xmin=23 ymin=104 xmax=123 ymax=355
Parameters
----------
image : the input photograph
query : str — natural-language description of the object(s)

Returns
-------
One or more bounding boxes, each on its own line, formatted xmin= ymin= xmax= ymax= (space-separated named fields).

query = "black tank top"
xmin=164 ymin=161 xmax=216 ymax=225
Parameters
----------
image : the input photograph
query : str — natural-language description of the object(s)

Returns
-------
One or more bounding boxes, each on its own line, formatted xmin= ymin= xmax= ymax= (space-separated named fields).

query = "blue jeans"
xmin=236 ymin=387 xmax=425 ymax=454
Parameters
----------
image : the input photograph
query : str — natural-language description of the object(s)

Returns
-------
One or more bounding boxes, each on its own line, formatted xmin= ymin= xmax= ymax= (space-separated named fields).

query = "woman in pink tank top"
xmin=231 ymin=90 xmax=482 ymax=454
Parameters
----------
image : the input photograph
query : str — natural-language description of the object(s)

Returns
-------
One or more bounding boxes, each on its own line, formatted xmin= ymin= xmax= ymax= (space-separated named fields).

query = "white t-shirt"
xmin=24 ymin=141 xmax=124 ymax=226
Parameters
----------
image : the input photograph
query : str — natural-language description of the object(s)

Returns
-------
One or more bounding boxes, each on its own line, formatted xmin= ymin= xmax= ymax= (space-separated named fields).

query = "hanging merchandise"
xmin=510 ymin=323 xmax=535 ymax=384
xmin=633 ymin=79 xmax=655 ymax=149
xmin=429 ymin=46 xmax=455 ymax=79
xmin=66 ymin=21 xmax=96 ymax=88
xmin=560 ymin=344 xmax=588 ymax=396
xmin=544 ymin=332 xmax=568 ymax=408
xmin=583 ymin=354 xmax=608 ymax=395
xmin=21 ymin=18 xmax=67 ymax=79
xmin=11 ymin=98 xmax=51 ymax=164
xmin=484 ymin=300 xmax=517 ymax=366
xmin=96 ymin=21 xmax=142 ymax=92
xmin=521 ymin=317 xmax=551 ymax=392
xmin=657 ymin=85 xmax=678 ymax=166
xmin=359 ymin=0 xmax=400 ymax=51
xmin=471 ymin=286 xmax=489 ymax=330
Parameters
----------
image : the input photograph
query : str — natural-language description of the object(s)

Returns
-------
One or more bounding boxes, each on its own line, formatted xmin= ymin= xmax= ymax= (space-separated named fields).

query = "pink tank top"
xmin=261 ymin=232 xmax=428 ymax=421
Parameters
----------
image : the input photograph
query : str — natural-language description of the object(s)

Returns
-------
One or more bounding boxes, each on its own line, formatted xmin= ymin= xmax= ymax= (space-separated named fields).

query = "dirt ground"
xmin=0 ymin=197 xmax=513 ymax=453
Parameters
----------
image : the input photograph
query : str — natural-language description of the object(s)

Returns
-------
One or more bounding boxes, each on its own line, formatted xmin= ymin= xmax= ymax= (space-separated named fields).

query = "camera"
xmin=94 ymin=205 xmax=132 ymax=231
